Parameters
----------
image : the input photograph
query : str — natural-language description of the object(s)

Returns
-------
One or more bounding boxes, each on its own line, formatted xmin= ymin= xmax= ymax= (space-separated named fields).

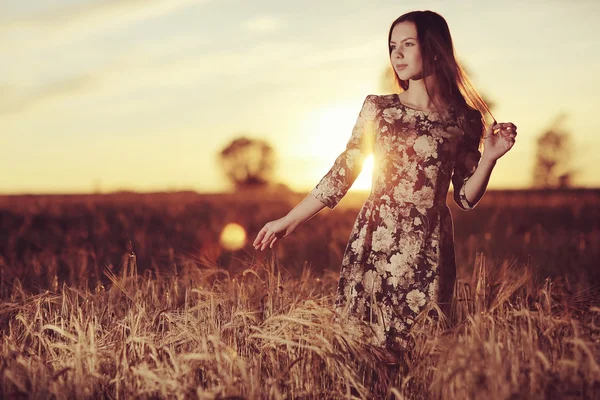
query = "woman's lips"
xmin=396 ymin=64 xmax=408 ymax=70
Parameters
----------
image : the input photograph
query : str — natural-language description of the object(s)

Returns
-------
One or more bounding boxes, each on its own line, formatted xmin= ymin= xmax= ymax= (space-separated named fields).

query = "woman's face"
xmin=390 ymin=21 xmax=423 ymax=81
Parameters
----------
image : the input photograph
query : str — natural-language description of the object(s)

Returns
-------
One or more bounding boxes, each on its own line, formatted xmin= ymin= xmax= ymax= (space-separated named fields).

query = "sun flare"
xmin=354 ymin=154 xmax=374 ymax=191
xmin=302 ymin=102 xmax=374 ymax=191
xmin=220 ymin=223 xmax=247 ymax=251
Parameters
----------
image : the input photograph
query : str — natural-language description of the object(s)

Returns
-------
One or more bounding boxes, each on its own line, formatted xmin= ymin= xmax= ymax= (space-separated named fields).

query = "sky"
xmin=1 ymin=0 xmax=599 ymax=194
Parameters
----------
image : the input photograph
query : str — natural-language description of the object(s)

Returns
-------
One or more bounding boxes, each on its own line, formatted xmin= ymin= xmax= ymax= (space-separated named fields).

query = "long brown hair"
xmin=388 ymin=10 xmax=495 ymax=136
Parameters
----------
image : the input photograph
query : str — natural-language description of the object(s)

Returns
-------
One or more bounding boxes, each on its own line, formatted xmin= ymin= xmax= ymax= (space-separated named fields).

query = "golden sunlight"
xmin=301 ymin=102 xmax=374 ymax=191
xmin=301 ymin=104 xmax=360 ymax=159
xmin=219 ymin=223 xmax=247 ymax=251
xmin=353 ymin=154 xmax=374 ymax=190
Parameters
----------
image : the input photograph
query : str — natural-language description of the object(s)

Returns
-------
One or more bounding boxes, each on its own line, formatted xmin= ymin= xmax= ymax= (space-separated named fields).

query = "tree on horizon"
xmin=532 ymin=113 xmax=578 ymax=188
xmin=217 ymin=136 xmax=277 ymax=191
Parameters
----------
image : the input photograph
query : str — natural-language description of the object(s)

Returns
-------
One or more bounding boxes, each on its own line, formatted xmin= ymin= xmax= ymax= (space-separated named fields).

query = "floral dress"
xmin=310 ymin=93 xmax=484 ymax=349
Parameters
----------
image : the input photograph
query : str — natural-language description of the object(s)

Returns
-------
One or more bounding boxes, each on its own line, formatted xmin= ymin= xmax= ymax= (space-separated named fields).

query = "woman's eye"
xmin=405 ymin=43 xmax=414 ymax=47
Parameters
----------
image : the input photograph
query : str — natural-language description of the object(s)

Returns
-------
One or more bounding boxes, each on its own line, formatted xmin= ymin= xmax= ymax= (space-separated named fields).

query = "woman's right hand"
xmin=253 ymin=216 xmax=296 ymax=251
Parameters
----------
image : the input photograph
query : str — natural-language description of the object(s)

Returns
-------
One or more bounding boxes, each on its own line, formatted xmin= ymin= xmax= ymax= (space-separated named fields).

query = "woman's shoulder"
xmin=366 ymin=93 xmax=397 ymax=108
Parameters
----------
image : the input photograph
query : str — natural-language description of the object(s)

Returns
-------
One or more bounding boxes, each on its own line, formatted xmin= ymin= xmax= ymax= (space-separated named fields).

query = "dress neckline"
xmin=394 ymin=93 xmax=451 ymax=114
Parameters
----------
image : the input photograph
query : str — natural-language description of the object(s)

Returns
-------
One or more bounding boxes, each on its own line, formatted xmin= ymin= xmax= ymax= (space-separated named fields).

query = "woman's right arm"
xmin=253 ymin=193 xmax=325 ymax=251
xmin=254 ymin=94 xmax=377 ymax=251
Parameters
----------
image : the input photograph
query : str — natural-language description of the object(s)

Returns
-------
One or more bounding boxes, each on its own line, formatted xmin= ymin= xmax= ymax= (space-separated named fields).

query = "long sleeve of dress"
xmin=451 ymin=109 xmax=484 ymax=210
xmin=310 ymin=94 xmax=377 ymax=210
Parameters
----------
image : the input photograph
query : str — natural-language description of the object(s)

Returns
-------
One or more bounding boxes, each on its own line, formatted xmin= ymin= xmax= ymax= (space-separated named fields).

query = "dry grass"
xmin=1 ymin=190 xmax=599 ymax=398
xmin=1 ymin=250 xmax=599 ymax=399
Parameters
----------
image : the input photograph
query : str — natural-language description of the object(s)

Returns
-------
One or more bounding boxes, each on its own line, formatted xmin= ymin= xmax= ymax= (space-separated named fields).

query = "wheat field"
xmin=0 ymin=191 xmax=599 ymax=399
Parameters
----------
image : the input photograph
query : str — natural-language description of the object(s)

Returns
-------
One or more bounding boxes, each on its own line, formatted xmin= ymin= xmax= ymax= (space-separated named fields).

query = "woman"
xmin=252 ymin=10 xmax=517 ymax=351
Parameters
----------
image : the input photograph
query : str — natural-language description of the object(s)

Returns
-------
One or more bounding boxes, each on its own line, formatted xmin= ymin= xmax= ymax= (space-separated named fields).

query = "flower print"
xmin=405 ymin=163 xmax=419 ymax=181
xmin=361 ymin=97 xmax=378 ymax=120
xmin=311 ymin=182 xmax=337 ymax=205
xmin=344 ymin=149 xmax=360 ymax=171
xmin=429 ymin=125 xmax=447 ymax=138
xmin=426 ymin=111 xmax=442 ymax=122
xmin=387 ymin=253 xmax=402 ymax=272
xmin=350 ymin=226 xmax=367 ymax=255
xmin=363 ymin=270 xmax=374 ymax=291
xmin=428 ymin=278 xmax=439 ymax=300
xmin=421 ymin=119 xmax=433 ymax=131
xmin=372 ymin=225 xmax=395 ymax=253
xmin=400 ymin=235 xmax=421 ymax=262
xmin=347 ymin=262 xmax=363 ymax=285
xmin=387 ymin=275 xmax=399 ymax=288
xmin=411 ymin=185 xmax=435 ymax=209
xmin=399 ymin=207 xmax=412 ymax=219
xmin=406 ymin=289 xmax=427 ymax=313
xmin=379 ymin=204 xmax=397 ymax=229
xmin=406 ymin=131 xmax=418 ymax=147
xmin=414 ymin=135 xmax=437 ymax=159
xmin=424 ymin=165 xmax=437 ymax=181
xmin=393 ymin=180 xmax=412 ymax=204
xmin=382 ymin=107 xmax=402 ymax=124
xmin=362 ymin=270 xmax=382 ymax=295
xmin=386 ymin=253 xmax=415 ymax=288
xmin=379 ymin=204 xmax=390 ymax=220
xmin=397 ymin=263 xmax=415 ymax=283
xmin=399 ymin=217 xmax=413 ymax=233
xmin=374 ymin=258 xmax=389 ymax=275
xmin=380 ymin=138 xmax=392 ymax=154
xmin=383 ymin=214 xmax=396 ymax=230
xmin=342 ymin=283 xmax=358 ymax=306
xmin=342 ymin=251 xmax=352 ymax=267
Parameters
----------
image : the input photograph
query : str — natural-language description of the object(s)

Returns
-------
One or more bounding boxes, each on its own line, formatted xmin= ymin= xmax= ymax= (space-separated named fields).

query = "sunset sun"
xmin=302 ymin=102 xmax=374 ymax=191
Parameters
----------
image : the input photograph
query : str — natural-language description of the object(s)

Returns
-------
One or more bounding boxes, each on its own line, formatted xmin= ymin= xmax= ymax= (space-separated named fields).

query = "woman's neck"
xmin=401 ymin=76 xmax=447 ymax=112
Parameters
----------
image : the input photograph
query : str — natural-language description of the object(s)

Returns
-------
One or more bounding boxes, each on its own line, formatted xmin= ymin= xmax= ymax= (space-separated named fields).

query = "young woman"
xmin=252 ymin=10 xmax=517 ymax=351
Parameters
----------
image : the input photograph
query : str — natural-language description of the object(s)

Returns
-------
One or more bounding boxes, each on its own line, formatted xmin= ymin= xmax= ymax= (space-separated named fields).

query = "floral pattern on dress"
xmin=310 ymin=93 xmax=484 ymax=349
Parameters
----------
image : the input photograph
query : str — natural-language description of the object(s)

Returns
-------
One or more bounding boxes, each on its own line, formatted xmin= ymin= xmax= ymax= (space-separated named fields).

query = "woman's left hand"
xmin=482 ymin=122 xmax=517 ymax=162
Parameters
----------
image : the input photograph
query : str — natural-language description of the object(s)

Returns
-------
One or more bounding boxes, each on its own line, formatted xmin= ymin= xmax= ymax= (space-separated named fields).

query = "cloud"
xmin=0 ymin=0 xmax=209 ymax=51
xmin=245 ymin=15 xmax=282 ymax=33
xmin=0 ymin=55 xmax=130 ymax=117
xmin=0 ymin=35 xmax=384 ymax=117
xmin=0 ymin=74 xmax=100 ymax=116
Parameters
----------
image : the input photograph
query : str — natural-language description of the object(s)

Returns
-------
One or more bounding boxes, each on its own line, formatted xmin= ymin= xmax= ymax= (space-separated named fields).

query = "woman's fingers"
xmin=262 ymin=231 xmax=274 ymax=246
xmin=492 ymin=122 xmax=517 ymax=141
xmin=253 ymin=219 xmax=288 ymax=251
xmin=261 ymin=235 xmax=274 ymax=251
xmin=500 ymin=122 xmax=517 ymax=133
xmin=254 ymin=224 xmax=275 ymax=250
xmin=254 ymin=224 xmax=272 ymax=247
xmin=253 ymin=227 xmax=266 ymax=247
xmin=484 ymin=122 xmax=495 ymax=138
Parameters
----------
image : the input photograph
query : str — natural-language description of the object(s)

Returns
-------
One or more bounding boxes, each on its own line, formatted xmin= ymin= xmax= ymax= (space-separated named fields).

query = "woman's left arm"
xmin=452 ymin=111 xmax=517 ymax=210
xmin=460 ymin=155 xmax=496 ymax=210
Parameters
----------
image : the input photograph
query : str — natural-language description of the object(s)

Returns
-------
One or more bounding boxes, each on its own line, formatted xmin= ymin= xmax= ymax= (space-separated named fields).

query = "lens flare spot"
xmin=220 ymin=223 xmax=247 ymax=251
